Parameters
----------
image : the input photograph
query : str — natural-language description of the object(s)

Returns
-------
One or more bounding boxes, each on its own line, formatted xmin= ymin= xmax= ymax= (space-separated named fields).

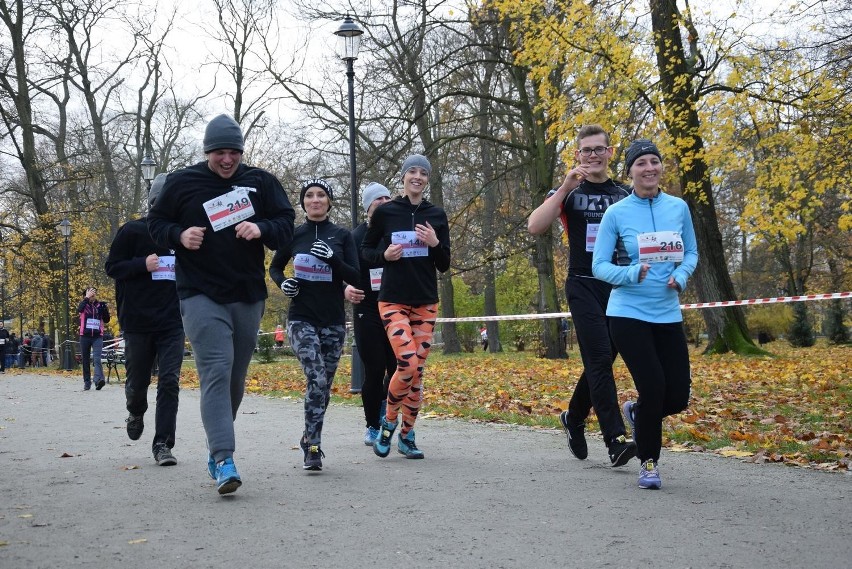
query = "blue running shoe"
xmin=364 ymin=426 xmax=380 ymax=446
xmin=207 ymin=454 xmax=216 ymax=480
xmin=215 ymin=458 xmax=242 ymax=495
xmin=397 ymin=430 xmax=424 ymax=459
xmin=638 ymin=459 xmax=661 ymax=489
xmin=623 ymin=400 xmax=636 ymax=437
xmin=373 ymin=417 xmax=397 ymax=458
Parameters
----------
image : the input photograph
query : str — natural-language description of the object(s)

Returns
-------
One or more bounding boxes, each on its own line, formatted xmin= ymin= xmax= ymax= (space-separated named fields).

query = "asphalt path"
xmin=1 ymin=372 xmax=849 ymax=568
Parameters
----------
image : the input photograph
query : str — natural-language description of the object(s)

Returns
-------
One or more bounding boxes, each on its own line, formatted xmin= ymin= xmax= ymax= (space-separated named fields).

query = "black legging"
xmin=608 ymin=317 xmax=691 ymax=462
xmin=565 ymin=276 xmax=627 ymax=445
xmin=353 ymin=306 xmax=395 ymax=429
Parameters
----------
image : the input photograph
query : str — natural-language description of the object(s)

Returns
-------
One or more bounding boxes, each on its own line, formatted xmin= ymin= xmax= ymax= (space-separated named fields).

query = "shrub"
xmin=256 ymin=333 xmax=277 ymax=363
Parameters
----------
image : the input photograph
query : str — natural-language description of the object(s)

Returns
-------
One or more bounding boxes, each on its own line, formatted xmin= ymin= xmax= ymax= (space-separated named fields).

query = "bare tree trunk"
xmin=510 ymin=63 xmax=565 ymax=359
xmin=477 ymin=37 xmax=501 ymax=353
xmin=649 ymin=0 xmax=762 ymax=354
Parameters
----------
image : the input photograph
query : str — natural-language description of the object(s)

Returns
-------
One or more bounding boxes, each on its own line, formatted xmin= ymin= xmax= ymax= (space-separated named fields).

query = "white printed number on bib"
xmin=638 ymin=231 xmax=684 ymax=263
xmin=152 ymin=255 xmax=176 ymax=281
xmin=294 ymin=253 xmax=332 ymax=282
xmin=204 ymin=187 xmax=256 ymax=231
xmin=391 ymin=231 xmax=428 ymax=258
xmin=369 ymin=267 xmax=383 ymax=291
xmin=585 ymin=223 xmax=599 ymax=252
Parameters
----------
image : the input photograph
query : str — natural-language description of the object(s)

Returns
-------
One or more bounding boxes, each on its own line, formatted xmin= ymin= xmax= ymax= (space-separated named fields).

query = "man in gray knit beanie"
xmin=147 ymin=112 xmax=295 ymax=496
xmin=203 ymin=114 xmax=244 ymax=154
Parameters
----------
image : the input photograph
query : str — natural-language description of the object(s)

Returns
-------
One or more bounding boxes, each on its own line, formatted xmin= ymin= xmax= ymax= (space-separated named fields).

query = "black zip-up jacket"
xmin=351 ymin=221 xmax=382 ymax=318
xmin=360 ymin=195 xmax=451 ymax=305
xmin=105 ymin=217 xmax=182 ymax=334
xmin=147 ymin=161 xmax=295 ymax=304
xmin=269 ymin=218 xmax=360 ymax=328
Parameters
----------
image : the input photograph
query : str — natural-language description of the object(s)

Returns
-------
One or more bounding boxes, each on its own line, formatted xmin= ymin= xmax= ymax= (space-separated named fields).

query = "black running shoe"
xmin=95 ymin=379 xmax=106 ymax=390
xmin=559 ymin=410 xmax=588 ymax=460
xmin=608 ymin=435 xmax=637 ymax=467
xmin=126 ymin=414 xmax=144 ymax=441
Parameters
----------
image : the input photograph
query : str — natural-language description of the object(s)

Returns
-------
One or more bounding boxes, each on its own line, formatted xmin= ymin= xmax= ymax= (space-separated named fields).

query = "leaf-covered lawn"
xmin=180 ymin=340 xmax=850 ymax=471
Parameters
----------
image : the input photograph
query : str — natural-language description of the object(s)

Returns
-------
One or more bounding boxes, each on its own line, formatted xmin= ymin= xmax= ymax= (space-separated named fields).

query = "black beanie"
xmin=203 ymin=114 xmax=244 ymax=153
xmin=625 ymin=139 xmax=662 ymax=172
xmin=299 ymin=179 xmax=334 ymax=211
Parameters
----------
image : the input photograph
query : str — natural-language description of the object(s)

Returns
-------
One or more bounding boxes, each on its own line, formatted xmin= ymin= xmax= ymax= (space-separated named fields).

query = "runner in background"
xmin=344 ymin=182 xmax=396 ymax=447
xmin=106 ymin=173 xmax=184 ymax=467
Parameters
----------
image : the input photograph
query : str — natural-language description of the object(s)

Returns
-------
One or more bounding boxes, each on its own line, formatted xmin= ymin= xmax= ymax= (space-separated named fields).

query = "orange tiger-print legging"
xmin=378 ymin=302 xmax=437 ymax=437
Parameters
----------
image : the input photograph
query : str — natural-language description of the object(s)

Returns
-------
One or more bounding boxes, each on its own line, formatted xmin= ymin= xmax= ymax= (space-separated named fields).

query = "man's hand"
xmin=180 ymin=227 xmax=206 ymax=250
xmin=235 ymin=221 xmax=261 ymax=241
xmin=281 ymin=278 xmax=300 ymax=298
xmin=145 ymin=254 xmax=160 ymax=272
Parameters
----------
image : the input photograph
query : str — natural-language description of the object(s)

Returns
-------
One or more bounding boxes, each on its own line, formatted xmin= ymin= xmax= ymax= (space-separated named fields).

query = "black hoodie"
xmin=360 ymin=195 xmax=450 ymax=305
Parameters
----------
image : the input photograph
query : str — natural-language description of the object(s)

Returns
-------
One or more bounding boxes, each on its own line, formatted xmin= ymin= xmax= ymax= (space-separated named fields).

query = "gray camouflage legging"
xmin=287 ymin=320 xmax=346 ymax=445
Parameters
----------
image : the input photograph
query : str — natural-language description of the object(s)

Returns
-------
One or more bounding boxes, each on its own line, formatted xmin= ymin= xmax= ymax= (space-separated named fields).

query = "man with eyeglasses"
xmin=528 ymin=124 xmax=637 ymax=468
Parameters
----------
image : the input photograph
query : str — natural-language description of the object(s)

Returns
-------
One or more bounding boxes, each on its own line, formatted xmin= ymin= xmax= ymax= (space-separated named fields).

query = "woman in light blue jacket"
xmin=592 ymin=139 xmax=698 ymax=490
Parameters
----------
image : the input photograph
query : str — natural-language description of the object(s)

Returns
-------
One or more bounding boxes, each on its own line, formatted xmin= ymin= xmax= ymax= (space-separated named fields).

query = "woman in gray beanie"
xmin=361 ymin=154 xmax=451 ymax=460
xmin=345 ymin=182 xmax=397 ymax=446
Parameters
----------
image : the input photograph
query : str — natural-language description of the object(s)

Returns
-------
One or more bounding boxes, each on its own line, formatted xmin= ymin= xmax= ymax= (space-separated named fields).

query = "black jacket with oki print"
xmin=269 ymin=218 xmax=360 ymax=328
xmin=147 ymin=161 xmax=295 ymax=304
xmin=360 ymin=195 xmax=451 ymax=305
xmin=549 ymin=179 xmax=630 ymax=278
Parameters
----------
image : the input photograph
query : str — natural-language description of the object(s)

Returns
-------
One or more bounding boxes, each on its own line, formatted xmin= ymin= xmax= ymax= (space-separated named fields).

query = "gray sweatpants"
xmin=180 ymin=294 xmax=264 ymax=463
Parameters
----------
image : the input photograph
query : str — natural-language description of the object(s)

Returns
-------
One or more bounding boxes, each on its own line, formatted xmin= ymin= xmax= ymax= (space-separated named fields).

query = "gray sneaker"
xmin=153 ymin=444 xmax=177 ymax=466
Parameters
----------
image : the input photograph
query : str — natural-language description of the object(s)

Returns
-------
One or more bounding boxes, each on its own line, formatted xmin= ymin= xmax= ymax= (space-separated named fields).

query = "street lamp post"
xmin=334 ymin=14 xmax=364 ymax=229
xmin=335 ymin=15 xmax=365 ymax=393
xmin=140 ymin=154 xmax=157 ymax=195
xmin=58 ymin=219 xmax=73 ymax=371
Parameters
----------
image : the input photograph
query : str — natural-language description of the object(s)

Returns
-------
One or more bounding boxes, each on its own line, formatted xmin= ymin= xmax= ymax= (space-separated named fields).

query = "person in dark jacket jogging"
xmin=344 ymin=182 xmax=396 ymax=446
xmin=106 ymin=173 xmax=184 ymax=467
xmin=148 ymin=114 xmax=295 ymax=495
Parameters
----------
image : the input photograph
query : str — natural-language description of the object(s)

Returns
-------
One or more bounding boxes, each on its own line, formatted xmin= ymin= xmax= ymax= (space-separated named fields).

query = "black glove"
xmin=281 ymin=278 xmax=299 ymax=298
xmin=310 ymin=240 xmax=334 ymax=261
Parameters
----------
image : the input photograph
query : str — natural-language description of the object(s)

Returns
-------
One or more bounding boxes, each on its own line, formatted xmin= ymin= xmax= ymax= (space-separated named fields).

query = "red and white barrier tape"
xmin=680 ymin=291 xmax=850 ymax=310
xmin=435 ymin=291 xmax=852 ymax=323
